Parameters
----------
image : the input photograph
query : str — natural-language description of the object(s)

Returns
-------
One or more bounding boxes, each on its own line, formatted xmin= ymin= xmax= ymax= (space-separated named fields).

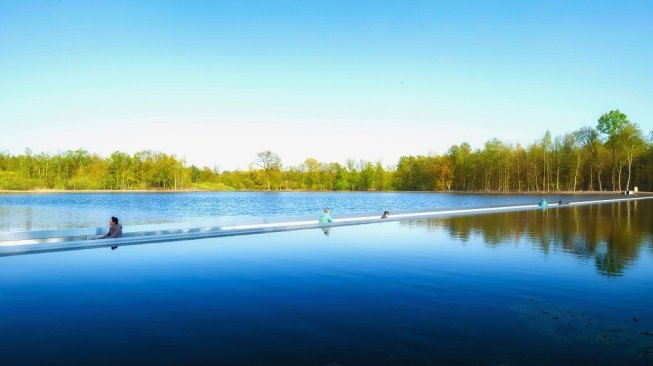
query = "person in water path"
xmin=538 ymin=199 xmax=548 ymax=207
xmin=101 ymin=216 xmax=123 ymax=239
xmin=381 ymin=211 xmax=390 ymax=219
xmin=319 ymin=208 xmax=333 ymax=224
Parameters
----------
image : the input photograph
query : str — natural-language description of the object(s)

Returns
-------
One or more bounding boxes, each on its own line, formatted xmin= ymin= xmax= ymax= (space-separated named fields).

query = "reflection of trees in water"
xmin=402 ymin=201 xmax=653 ymax=276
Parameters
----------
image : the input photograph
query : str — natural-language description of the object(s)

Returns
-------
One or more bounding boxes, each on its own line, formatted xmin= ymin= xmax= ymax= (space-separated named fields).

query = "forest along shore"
xmin=2 ymin=114 xmax=651 ymax=193
xmin=0 ymin=190 xmax=650 ymax=195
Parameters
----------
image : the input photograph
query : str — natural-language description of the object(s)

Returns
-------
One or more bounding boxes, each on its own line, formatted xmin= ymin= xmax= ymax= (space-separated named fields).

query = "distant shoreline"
xmin=0 ymin=189 xmax=647 ymax=195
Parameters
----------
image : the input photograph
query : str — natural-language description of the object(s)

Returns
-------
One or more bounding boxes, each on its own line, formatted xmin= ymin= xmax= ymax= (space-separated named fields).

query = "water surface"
xmin=0 ymin=200 xmax=651 ymax=365
xmin=0 ymin=191 xmax=620 ymax=232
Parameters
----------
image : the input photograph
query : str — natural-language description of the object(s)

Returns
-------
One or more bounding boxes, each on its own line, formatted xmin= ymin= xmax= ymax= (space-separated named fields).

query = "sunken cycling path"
xmin=1 ymin=195 xmax=651 ymax=257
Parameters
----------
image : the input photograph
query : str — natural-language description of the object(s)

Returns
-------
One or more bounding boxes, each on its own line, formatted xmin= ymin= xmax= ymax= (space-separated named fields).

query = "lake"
xmin=0 ymin=191 xmax=621 ymax=232
xmin=0 ymin=198 xmax=651 ymax=365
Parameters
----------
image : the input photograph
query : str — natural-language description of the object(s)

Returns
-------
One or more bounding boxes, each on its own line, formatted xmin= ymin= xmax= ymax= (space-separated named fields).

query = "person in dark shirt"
xmin=101 ymin=216 xmax=123 ymax=239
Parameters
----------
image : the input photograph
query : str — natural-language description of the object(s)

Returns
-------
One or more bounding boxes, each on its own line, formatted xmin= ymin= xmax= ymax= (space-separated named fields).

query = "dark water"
xmin=0 ymin=200 xmax=652 ymax=365
xmin=0 ymin=191 xmax=620 ymax=232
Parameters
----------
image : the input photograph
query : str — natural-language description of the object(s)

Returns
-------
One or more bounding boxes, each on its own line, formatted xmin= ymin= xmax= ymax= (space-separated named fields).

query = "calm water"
xmin=0 ymin=192 xmax=620 ymax=232
xmin=0 ymin=200 xmax=652 ymax=365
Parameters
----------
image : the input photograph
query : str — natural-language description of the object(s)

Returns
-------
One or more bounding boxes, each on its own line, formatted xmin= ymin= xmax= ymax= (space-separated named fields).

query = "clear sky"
xmin=1 ymin=0 xmax=651 ymax=170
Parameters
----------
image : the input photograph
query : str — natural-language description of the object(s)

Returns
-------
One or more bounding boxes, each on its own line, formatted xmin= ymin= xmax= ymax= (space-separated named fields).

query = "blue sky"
xmin=1 ymin=0 xmax=651 ymax=169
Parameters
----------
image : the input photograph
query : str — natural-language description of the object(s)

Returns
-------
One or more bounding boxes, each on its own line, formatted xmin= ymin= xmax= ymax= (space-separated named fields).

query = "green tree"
xmin=253 ymin=151 xmax=282 ymax=191
xmin=302 ymin=158 xmax=320 ymax=190
xmin=597 ymin=110 xmax=629 ymax=190
xmin=448 ymin=143 xmax=472 ymax=190
xmin=619 ymin=123 xmax=646 ymax=191
xmin=574 ymin=126 xmax=603 ymax=191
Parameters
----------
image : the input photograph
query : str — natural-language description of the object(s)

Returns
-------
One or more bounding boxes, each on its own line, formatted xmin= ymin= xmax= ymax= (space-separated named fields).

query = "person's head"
xmin=110 ymin=216 xmax=119 ymax=226
xmin=383 ymin=211 xmax=390 ymax=215
xmin=324 ymin=207 xmax=331 ymax=214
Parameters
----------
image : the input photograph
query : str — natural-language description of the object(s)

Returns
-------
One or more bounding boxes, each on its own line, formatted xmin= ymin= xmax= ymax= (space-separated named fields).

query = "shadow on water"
xmin=402 ymin=200 xmax=653 ymax=277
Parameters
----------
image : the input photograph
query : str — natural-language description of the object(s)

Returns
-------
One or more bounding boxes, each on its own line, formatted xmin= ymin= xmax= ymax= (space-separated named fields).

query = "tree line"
xmin=1 ymin=110 xmax=651 ymax=192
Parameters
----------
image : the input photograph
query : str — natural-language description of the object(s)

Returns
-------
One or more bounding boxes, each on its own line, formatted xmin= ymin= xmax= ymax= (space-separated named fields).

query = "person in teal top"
xmin=319 ymin=207 xmax=333 ymax=224
xmin=538 ymin=198 xmax=548 ymax=207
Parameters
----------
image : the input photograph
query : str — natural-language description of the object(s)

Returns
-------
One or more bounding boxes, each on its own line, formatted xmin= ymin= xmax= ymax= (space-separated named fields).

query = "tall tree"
xmin=619 ymin=123 xmax=646 ymax=191
xmin=574 ymin=126 xmax=603 ymax=191
xmin=597 ymin=110 xmax=629 ymax=190
xmin=253 ymin=151 xmax=282 ymax=191
xmin=302 ymin=158 xmax=320 ymax=190
xmin=448 ymin=143 xmax=472 ymax=190
xmin=541 ymin=131 xmax=552 ymax=191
